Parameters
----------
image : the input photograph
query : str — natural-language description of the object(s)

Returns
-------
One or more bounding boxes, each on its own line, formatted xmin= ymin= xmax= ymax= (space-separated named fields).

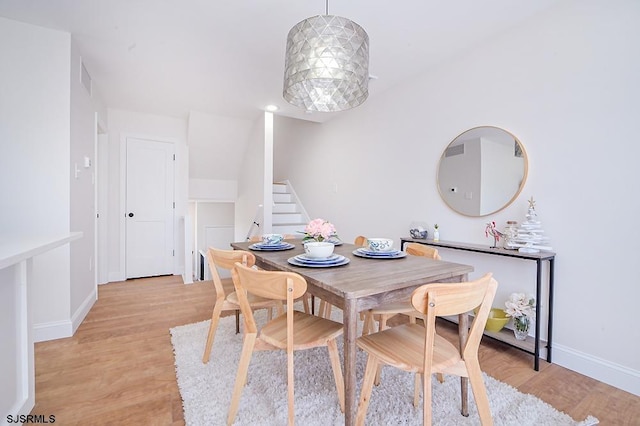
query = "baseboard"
xmin=71 ymin=289 xmax=97 ymax=334
xmin=33 ymin=319 xmax=72 ymax=342
xmin=553 ymin=343 xmax=640 ymax=396
xmin=108 ymin=271 xmax=124 ymax=283
xmin=33 ymin=289 xmax=96 ymax=342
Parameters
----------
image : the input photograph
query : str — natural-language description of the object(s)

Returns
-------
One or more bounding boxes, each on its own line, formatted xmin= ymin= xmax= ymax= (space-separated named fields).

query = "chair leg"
xmin=355 ymin=355 xmax=380 ymax=426
xmin=361 ymin=311 xmax=373 ymax=336
xmin=460 ymin=376 xmax=469 ymax=417
xmin=302 ymin=294 xmax=311 ymax=314
xmin=413 ymin=373 xmax=421 ymax=407
xmin=327 ymin=339 xmax=345 ymax=412
xmin=227 ymin=333 xmax=257 ymax=426
xmin=466 ymin=360 xmax=493 ymax=425
xmin=202 ymin=302 xmax=224 ymax=363
xmin=423 ymin=370 xmax=433 ymax=426
xmin=287 ymin=343 xmax=295 ymax=425
xmin=235 ymin=309 xmax=240 ymax=334
xmin=373 ymin=315 xmax=391 ymax=386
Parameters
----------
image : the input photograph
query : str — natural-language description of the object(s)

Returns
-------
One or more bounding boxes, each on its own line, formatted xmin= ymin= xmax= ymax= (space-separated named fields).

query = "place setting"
xmin=353 ymin=238 xmax=407 ymax=259
xmin=288 ymin=241 xmax=350 ymax=268
xmin=248 ymin=234 xmax=295 ymax=251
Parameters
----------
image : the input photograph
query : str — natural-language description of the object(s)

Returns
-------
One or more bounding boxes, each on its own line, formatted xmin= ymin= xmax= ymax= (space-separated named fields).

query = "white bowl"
xmin=262 ymin=233 xmax=284 ymax=245
xmin=304 ymin=241 xmax=335 ymax=258
xmin=367 ymin=238 xmax=394 ymax=252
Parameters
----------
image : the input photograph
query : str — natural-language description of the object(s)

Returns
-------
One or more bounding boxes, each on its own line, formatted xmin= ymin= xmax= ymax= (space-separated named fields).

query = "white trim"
xmin=71 ymin=288 xmax=97 ymax=334
xmin=33 ymin=320 xmax=73 ymax=343
xmin=553 ymin=343 xmax=640 ymax=396
xmin=32 ymin=287 xmax=96 ymax=342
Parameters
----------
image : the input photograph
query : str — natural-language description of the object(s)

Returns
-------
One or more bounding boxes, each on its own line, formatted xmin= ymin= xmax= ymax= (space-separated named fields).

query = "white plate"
xmin=248 ymin=242 xmax=295 ymax=251
xmin=356 ymin=248 xmax=401 ymax=256
xmin=294 ymin=254 xmax=343 ymax=264
xmin=287 ymin=256 xmax=350 ymax=268
xmin=353 ymin=249 xmax=407 ymax=259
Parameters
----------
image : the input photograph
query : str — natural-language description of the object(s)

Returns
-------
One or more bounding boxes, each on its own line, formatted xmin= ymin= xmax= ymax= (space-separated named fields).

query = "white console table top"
xmin=0 ymin=232 xmax=83 ymax=269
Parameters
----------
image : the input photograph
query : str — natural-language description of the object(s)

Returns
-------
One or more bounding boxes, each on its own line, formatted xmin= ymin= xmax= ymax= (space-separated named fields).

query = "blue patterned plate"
xmin=287 ymin=256 xmax=350 ymax=268
xmin=353 ymin=249 xmax=407 ymax=259
xmin=248 ymin=242 xmax=295 ymax=251
xmin=294 ymin=254 xmax=344 ymax=264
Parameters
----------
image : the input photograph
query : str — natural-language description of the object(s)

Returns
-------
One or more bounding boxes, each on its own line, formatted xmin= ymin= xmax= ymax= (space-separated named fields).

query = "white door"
xmin=125 ymin=138 xmax=175 ymax=279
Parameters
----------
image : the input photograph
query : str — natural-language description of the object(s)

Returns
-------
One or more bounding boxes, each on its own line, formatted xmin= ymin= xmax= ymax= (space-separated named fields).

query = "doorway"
xmin=124 ymin=137 xmax=175 ymax=279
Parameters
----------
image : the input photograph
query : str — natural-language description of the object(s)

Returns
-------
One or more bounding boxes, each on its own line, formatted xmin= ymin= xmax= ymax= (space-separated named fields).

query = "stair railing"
xmin=245 ymin=204 xmax=263 ymax=241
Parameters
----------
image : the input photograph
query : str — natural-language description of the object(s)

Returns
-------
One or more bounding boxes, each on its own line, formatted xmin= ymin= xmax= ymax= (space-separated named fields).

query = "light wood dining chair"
xmin=355 ymin=273 xmax=498 ymax=426
xmin=201 ymin=248 xmax=284 ymax=364
xmin=361 ymin=243 xmax=442 ymax=335
xmin=354 ymin=235 xmax=367 ymax=247
xmin=227 ymin=262 xmax=345 ymax=425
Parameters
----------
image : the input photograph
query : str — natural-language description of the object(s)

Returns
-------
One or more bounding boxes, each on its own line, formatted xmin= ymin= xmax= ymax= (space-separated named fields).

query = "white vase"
xmin=433 ymin=230 xmax=440 ymax=241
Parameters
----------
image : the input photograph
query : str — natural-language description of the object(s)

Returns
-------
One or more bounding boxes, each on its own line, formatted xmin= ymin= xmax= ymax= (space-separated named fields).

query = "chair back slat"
xmin=411 ymin=273 xmax=498 ymax=356
xmin=233 ymin=262 xmax=307 ymax=301
xmin=405 ymin=243 xmax=441 ymax=260
xmin=207 ymin=248 xmax=255 ymax=297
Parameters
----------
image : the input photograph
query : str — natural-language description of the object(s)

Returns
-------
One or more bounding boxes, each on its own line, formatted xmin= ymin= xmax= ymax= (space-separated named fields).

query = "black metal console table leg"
xmin=534 ymin=259 xmax=542 ymax=371
xmin=547 ymin=258 xmax=555 ymax=363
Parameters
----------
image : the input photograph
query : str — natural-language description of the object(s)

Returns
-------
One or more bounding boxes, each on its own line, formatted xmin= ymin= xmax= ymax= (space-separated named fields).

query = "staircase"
xmin=271 ymin=182 xmax=309 ymax=237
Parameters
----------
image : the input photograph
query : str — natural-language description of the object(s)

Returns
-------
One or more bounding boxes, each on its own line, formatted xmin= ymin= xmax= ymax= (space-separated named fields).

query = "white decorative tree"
xmin=509 ymin=197 xmax=552 ymax=253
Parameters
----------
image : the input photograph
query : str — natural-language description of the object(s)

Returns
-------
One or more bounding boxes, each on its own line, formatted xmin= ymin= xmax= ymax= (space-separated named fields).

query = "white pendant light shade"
xmin=283 ymin=15 xmax=369 ymax=112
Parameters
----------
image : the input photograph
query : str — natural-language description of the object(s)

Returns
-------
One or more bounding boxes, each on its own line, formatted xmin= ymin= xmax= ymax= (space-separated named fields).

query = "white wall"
xmin=187 ymin=110 xmax=253 ymax=179
xmin=270 ymin=0 xmax=640 ymax=395
xmin=235 ymin=114 xmax=266 ymax=241
xmin=69 ymin=39 xmax=101 ymax=331
xmin=106 ymin=109 xmax=188 ymax=281
xmin=0 ymin=18 xmax=75 ymax=341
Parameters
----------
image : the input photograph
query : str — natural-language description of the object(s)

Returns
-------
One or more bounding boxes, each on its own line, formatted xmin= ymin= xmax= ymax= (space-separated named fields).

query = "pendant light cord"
xmin=325 ymin=0 xmax=329 ymax=15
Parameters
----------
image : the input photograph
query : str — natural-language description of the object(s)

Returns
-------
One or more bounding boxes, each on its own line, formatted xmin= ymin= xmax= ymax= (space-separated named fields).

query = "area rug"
xmin=170 ymin=313 xmax=598 ymax=426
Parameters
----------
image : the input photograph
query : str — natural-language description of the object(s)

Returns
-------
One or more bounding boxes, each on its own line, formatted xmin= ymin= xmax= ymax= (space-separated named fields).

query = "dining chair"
xmin=355 ymin=273 xmax=498 ymax=426
xmin=201 ymin=248 xmax=284 ymax=364
xmin=361 ymin=243 xmax=444 ymax=397
xmin=361 ymin=243 xmax=442 ymax=335
xmin=354 ymin=235 xmax=367 ymax=247
xmin=227 ymin=262 xmax=345 ymax=425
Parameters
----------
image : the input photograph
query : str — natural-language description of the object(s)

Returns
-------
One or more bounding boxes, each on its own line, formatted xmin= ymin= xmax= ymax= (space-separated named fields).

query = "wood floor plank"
xmin=29 ymin=276 xmax=639 ymax=424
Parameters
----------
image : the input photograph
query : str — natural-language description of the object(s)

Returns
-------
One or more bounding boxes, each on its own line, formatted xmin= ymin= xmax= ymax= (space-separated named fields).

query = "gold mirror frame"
xmin=437 ymin=126 xmax=528 ymax=217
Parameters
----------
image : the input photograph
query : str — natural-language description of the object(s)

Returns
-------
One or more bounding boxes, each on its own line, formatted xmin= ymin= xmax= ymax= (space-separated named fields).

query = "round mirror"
xmin=437 ymin=126 xmax=528 ymax=217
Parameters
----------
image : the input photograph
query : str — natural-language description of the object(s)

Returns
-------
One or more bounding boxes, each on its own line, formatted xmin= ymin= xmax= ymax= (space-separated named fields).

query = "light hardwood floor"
xmin=31 ymin=275 xmax=639 ymax=425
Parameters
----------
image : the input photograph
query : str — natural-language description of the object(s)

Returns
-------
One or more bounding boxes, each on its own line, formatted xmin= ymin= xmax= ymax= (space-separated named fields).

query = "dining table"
xmin=230 ymin=240 xmax=474 ymax=426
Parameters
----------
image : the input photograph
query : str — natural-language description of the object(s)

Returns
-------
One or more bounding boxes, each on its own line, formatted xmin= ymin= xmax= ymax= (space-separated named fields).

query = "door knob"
xmin=128 ymin=212 xmax=134 ymax=217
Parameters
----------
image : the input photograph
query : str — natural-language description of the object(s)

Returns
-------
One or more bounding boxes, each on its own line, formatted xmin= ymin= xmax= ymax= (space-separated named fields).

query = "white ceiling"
xmin=0 ymin=0 xmax=561 ymax=123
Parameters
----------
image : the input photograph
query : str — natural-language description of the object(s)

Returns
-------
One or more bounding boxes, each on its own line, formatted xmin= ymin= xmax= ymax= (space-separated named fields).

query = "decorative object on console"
xmin=300 ymin=218 xmax=338 ymax=243
xmin=433 ymin=224 xmax=440 ymax=241
xmin=409 ymin=222 xmax=428 ymax=239
xmin=505 ymin=292 xmax=536 ymax=341
xmin=510 ymin=197 xmax=552 ymax=253
xmin=283 ymin=1 xmax=369 ymax=112
xmin=485 ymin=221 xmax=504 ymax=248
xmin=503 ymin=221 xmax=519 ymax=249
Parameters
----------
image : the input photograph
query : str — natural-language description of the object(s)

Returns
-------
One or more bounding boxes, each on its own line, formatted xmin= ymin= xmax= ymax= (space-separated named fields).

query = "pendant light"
xmin=283 ymin=1 xmax=370 ymax=112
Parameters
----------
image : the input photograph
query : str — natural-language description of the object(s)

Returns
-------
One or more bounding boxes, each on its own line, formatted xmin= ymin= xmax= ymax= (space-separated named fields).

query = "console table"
xmin=400 ymin=237 xmax=555 ymax=371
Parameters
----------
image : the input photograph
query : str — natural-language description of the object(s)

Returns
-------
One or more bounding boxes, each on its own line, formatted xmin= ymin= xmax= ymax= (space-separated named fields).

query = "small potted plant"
xmin=433 ymin=224 xmax=440 ymax=241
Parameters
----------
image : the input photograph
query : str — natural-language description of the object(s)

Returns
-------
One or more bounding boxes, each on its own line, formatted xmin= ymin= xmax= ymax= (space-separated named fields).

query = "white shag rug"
xmin=170 ymin=312 xmax=598 ymax=426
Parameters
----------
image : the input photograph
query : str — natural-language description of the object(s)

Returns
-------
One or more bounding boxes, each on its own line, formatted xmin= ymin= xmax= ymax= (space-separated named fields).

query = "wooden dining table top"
xmin=230 ymin=240 xmax=474 ymax=308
